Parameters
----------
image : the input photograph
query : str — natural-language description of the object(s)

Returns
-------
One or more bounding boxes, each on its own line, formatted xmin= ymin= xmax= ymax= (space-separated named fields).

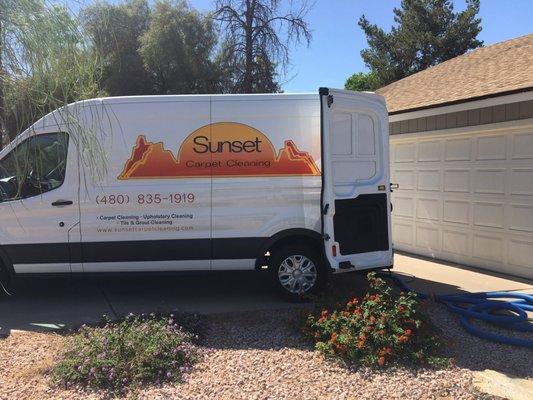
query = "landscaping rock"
xmin=473 ymin=369 xmax=533 ymax=400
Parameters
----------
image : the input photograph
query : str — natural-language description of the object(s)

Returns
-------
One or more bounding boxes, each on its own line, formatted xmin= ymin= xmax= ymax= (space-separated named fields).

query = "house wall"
xmin=390 ymin=100 xmax=533 ymax=135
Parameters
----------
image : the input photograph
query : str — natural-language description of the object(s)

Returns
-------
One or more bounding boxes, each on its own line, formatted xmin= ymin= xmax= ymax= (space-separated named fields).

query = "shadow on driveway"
xmin=0 ymin=268 xmax=487 ymax=337
xmin=0 ymin=271 xmax=299 ymax=335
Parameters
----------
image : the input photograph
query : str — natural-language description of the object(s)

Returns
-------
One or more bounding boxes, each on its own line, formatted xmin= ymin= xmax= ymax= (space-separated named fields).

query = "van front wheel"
xmin=269 ymin=245 xmax=327 ymax=300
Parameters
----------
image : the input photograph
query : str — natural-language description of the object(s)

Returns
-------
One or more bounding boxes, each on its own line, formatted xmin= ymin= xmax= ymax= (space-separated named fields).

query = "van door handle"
xmin=52 ymin=200 xmax=73 ymax=207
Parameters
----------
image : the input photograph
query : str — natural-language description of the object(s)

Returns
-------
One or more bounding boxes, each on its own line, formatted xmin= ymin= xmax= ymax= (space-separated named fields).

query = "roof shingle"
xmin=377 ymin=34 xmax=533 ymax=114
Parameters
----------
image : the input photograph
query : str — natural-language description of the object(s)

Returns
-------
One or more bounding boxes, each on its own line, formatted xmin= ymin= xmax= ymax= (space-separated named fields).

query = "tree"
xmin=139 ymin=0 xmax=221 ymax=94
xmin=213 ymin=0 xmax=312 ymax=93
xmin=1 ymin=0 xmax=103 ymax=145
xmin=358 ymin=0 xmax=483 ymax=87
xmin=345 ymin=72 xmax=379 ymax=92
xmin=82 ymin=0 xmax=153 ymax=96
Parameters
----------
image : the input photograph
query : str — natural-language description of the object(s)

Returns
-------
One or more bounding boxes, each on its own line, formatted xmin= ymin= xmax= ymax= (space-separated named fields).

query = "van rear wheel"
xmin=269 ymin=244 xmax=327 ymax=300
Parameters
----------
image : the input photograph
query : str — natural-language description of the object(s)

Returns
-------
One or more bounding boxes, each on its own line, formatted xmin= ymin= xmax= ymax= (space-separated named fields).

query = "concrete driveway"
xmin=0 ymin=270 xmax=296 ymax=335
xmin=0 ymin=253 xmax=531 ymax=336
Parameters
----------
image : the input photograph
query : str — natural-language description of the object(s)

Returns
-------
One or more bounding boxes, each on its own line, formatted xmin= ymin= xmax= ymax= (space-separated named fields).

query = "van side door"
xmin=320 ymin=88 xmax=393 ymax=271
xmin=0 ymin=131 xmax=80 ymax=273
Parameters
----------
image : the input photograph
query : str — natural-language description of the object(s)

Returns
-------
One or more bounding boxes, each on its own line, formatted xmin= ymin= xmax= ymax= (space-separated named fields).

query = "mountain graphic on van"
xmin=118 ymin=122 xmax=320 ymax=179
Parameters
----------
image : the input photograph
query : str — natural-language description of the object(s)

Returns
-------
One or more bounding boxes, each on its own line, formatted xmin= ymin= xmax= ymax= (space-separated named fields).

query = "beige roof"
xmin=377 ymin=34 xmax=533 ymax=114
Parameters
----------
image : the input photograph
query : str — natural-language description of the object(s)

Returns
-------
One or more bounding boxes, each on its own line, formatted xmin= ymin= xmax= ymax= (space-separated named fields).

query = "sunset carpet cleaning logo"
xmin=119 ymin=122 xmax=320 ymax=179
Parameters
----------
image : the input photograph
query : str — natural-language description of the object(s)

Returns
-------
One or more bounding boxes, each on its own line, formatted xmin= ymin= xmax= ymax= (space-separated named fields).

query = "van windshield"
xmin=0 ymin=132 xmax=69 ymax=202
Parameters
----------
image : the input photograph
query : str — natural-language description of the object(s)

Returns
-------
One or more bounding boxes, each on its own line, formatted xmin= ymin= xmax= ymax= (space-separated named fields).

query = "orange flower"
xmin=354 ymin=308 xmax=362 ymax=316
xmin=397 ymin=335 xmax=409 ymax=343
xmin=321 ymin=309 xmax=329 ymax=317
xmin=378 ymin=356 xmax=385 ymax=366
xmin=346 ymin=298 xmax=359 ymax=310
xmin=336 ymin=344 xmax=348 ymax=353
xmin=369 ymin=315 xmax=377 ymax=324
xmin=397 ymin=305 xmax=406 ymax=313
xmin=376 ymin=329 xmax=385 ymax=336
xmin=329 ymin=332 xmax=338 ymax=344
xmin=405 ymin=329 xmax=412 ymax=336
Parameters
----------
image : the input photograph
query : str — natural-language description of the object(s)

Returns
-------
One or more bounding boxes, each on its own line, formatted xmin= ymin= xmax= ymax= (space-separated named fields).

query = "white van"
xmin=0 ymin=88 xmax=392 ymax=298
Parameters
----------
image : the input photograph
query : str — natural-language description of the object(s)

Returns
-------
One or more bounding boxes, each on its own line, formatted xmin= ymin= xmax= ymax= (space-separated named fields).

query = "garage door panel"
xmin=391 ymin=123 xmax=533 ymax=279
xmin=512 ymin=132 xmax=533 ymax=159
xmin=445 ymin=138 xmax=472 ymax=161
xmin=443 ymin=230 xmax=469 ymax=256
xmin=473 ymin=169 xmax=505 ymax=194
xmin=418 ymin=141 xmax=441 ymax=162
xmin=416 ymin=225 xmax=440 ymax=250
xmin=416 ymin=198 xmax=441 ymax=220
xmin=473 ymin=202 xmax=505 ymax=228
xmin=395 ymin=169 xmax=415 ymax=190
xmin=508 ymin=239 xmax=533 ymax=268
xmin=395 ymin=143 xmax=416 ymax=162
xmin=444 ymin=169 xmax=470 ymax=192
xmin=392 ymin=221 xmax=414 ymax=245
xmin=473 ymin=234 xmax=504 ymax=262
xmin=393 ymin=196 xmax=415 ymax=218
xmin=443 ymin=200 xmax=470 ymax=224
xmin=510 ymin=168 xmax=533 ymax=196
xmin=418 ymin=170 xmax=440 ymax=191
xmin=476 ymin=135 xmax=506 ymax=160
xmin=509 ymin=204 xmax=533 ymax=232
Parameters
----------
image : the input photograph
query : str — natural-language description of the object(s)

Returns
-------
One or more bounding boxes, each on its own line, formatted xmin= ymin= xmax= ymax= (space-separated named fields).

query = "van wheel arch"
xmin=254 ymin=229 xmax=329 ymax=271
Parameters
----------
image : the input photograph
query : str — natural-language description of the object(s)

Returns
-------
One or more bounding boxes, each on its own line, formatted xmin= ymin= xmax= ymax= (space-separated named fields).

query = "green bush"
xmin=51 ymin=313 xmax=202 ymax=394
xmin=305 ymin=272 xmax=448 ymax=367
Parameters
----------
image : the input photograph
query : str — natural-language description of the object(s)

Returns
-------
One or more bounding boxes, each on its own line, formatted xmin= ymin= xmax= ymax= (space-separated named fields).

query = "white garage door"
xmin=390 ymin=120 xmax=533 ymax=279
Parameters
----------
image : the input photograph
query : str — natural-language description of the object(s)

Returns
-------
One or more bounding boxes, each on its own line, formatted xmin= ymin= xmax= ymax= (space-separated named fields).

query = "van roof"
xmin=98 ymin=92 xmax=319 ymax=104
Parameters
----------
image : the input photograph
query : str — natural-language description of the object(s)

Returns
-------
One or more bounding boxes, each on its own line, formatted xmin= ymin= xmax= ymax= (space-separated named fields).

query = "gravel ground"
xmin=2 ymin=302 xmax=528 ymax=400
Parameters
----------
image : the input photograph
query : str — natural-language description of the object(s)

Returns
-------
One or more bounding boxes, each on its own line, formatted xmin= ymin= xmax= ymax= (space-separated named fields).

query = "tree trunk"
xmin=243 ymin=0 xmax=254 ymax=93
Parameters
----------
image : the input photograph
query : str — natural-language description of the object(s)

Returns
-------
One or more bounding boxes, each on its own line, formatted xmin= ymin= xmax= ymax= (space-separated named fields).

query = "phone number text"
xmin=96 ymin=193 xmax=196 ymax=206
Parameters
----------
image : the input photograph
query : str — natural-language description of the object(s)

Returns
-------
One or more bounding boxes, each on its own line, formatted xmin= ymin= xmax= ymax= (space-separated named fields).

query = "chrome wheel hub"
xmin=278 ymin=255 xmax=317 ymax=294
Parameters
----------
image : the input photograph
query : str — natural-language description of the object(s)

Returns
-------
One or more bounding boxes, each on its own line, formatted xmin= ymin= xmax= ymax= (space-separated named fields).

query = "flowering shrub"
xmin=306 ymin=272 xmax=447 ymax=367
xmin=51 ymin=313 xmax=202 ymax=394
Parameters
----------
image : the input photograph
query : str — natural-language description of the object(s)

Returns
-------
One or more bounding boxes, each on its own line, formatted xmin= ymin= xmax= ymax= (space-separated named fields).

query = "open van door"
xmin=320 ymin=88 xmax=393 ymax=271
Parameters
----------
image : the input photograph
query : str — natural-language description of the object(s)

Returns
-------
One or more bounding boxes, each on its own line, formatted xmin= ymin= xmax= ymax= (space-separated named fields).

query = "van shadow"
xmin=0 ymin=270 xmax=301 ymax=336
xmin=0 ymin=269 xmax=480 ymax=336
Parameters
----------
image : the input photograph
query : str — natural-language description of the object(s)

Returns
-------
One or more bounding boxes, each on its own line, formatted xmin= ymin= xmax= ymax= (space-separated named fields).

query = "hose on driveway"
xmin=378 ymin=272 xmax=533 ymax=348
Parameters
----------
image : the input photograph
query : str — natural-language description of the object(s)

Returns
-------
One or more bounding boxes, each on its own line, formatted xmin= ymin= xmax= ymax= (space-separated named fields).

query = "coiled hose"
xmin=378 ymin=272 xmax=533 ymax=348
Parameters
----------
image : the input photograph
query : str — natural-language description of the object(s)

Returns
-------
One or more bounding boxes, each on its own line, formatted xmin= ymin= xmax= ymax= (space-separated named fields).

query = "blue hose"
xmin=377 ymin=273 xmax=533 ymax=348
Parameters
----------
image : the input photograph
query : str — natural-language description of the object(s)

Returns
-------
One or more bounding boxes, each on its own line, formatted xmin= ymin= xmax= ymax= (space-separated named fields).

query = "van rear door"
xmin=320 ymin=88 xmax=392 ymax=271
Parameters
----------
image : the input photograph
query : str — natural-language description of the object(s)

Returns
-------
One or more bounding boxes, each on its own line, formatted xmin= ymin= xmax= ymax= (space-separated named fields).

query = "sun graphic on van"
xmin=118 ymin=122 xmax=321 ymax=179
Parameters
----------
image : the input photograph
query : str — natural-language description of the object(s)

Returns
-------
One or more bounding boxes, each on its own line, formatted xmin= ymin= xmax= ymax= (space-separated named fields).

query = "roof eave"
xmin=388 ymin=86 xmax=533 ymax=116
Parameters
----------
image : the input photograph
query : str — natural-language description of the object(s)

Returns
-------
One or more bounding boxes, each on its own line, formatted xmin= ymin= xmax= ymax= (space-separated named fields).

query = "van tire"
xmin=269 ymin=244 xmax=327 ymax=301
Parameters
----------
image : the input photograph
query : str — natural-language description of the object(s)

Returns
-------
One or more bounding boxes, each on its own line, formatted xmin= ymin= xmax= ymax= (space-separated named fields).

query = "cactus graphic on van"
xmin=118 ymin=122 xmax=320 ymax=179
